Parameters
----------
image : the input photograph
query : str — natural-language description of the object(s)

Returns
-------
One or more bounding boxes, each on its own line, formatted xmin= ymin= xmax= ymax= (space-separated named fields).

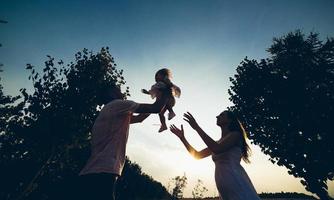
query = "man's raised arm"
xmin=134 ymin=91 xmax=169 ymax=113
xmin=130 ymin=113 xmax=150 ymax=124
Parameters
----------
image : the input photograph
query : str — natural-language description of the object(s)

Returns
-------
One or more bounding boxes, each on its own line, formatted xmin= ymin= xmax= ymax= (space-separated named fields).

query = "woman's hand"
xmin=183 ymin=112 xmax=200 ymax=130
xmin=170 ymin=124 xmax=185 ymax=139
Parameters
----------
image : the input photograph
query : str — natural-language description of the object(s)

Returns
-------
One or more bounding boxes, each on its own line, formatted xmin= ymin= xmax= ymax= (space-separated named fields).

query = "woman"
xmin=170 ymin=111 xmax=260 ymax=200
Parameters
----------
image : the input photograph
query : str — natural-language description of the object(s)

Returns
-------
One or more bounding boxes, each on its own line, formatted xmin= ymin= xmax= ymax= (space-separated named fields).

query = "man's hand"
xmin=134 ymin=90 xmax=169 ymax=114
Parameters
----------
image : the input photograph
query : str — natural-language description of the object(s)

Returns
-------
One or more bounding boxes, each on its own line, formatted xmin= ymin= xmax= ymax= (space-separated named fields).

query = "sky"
xmin=1 ymin=0 xmax=334 ymax=198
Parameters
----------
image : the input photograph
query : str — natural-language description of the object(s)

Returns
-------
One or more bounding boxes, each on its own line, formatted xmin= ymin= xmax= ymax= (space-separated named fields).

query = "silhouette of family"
xmin=79 ymin=68 xmax=261 ymax=200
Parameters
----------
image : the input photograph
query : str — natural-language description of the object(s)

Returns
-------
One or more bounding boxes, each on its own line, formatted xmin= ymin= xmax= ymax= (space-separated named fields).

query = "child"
xmin=142 ymin=68 xmax=181 ymax=132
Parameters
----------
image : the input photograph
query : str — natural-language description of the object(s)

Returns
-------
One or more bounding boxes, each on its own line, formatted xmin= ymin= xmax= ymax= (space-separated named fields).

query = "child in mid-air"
xmin=142 ymin=68 xmax=181 ymax=132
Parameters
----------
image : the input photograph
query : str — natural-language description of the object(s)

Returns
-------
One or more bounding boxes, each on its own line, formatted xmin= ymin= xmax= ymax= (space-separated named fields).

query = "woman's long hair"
xmin=225 ymin=111 xmax=251 ymax=163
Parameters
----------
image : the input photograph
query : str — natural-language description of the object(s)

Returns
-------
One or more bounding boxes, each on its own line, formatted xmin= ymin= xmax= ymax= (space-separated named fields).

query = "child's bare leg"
xmin=158 ymin=107 xmax=167 ymax=132
xmin=166 ymin=105 xmax=174 ymax=113
xmin=167 ymin=97 xmax=176 ymax=120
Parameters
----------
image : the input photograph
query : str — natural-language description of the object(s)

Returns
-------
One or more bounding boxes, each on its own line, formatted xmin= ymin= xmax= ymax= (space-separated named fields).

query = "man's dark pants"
xmin=78 ymin=173 xmax=118 ymax=200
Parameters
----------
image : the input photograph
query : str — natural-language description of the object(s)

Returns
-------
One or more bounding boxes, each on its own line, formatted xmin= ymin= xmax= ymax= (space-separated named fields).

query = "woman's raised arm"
xmin=183 ymin=112 xmax=241 ymax=154
xmin=170 ymin=125 xmax=212 ymax=159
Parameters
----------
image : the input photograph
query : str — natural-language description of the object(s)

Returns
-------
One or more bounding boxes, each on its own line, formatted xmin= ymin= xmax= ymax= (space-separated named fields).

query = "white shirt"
xmin=79 ymin=99 xmax=139 ymax=176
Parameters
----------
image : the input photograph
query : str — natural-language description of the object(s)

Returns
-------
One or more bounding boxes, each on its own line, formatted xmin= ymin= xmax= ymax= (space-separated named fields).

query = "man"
xmin=78 ymin=86 xmax=169 ymax=200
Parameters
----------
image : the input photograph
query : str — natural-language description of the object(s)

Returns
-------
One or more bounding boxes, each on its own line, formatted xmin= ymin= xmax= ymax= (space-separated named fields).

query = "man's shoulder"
xmin=108 ymin=99 xmax=137 ymax=105
xmin=105 ymin=99 xmax=139 ymax=113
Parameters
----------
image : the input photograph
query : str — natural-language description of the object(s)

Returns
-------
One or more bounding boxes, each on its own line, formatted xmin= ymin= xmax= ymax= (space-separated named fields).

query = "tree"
xmin=1 ymin=47 xmax=171 ymax=200
xmin=0 ymin=68 xmax=19 ymax=132
xmin=116 ymin=158 xmax=171 ymax=200
xmin=192 ymin=179 xmax=208 ymax=199
xmin=0 ymin=19 xmax=8 ymax=66
xmin=0 ymin=47 xmax=129 ymax=200
xmin=228 ymin=31 xmax=334 ymax=200
xmin=0 ymin=68 xmax=24 ymax=200
xmin=168 ymin=173 xmax=188 ymax=200
xmin=258 ymin=192 xmax=317 ymax=199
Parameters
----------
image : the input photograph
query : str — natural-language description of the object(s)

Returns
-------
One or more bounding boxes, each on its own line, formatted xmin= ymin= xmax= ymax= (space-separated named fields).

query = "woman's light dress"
xmin=212 ymin=140 xmax=261 ymax=200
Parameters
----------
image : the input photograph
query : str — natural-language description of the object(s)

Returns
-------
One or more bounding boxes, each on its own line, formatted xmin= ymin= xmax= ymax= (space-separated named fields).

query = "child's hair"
xmin=155 ymin=68 xmax=172 ymax=80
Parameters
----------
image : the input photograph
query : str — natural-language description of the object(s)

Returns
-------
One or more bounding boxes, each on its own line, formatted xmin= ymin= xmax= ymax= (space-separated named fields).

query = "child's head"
xmin=155 ymin=68 xmax=172 ymax=82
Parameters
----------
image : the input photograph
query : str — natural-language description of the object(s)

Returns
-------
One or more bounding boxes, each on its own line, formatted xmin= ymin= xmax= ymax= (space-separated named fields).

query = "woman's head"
xmin=216 ymin=111 xmax=231 ymax=127
xmin=155 ymin=68 xmax=172 ymax=82
xmin=216 ymin=110 xmax=251 ymax=163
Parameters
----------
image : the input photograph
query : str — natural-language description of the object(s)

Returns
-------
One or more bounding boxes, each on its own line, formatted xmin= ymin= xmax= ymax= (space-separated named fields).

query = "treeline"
xmin=258 ymin=192 xmax=317 ymax=199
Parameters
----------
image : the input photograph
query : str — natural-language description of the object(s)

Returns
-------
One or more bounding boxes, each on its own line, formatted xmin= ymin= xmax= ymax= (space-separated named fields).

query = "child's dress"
xmin=148 ymin=80 xmax=181 ymax=99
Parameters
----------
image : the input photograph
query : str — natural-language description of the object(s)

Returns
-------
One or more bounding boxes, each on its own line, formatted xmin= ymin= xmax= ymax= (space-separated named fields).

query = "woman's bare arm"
xmin=195 ymin=127 xmax=241 ymax=154
xmin=184 ymin=112 xmax=241 ymax=154
xmin=170 ymin=125 xmax=212 ymax=159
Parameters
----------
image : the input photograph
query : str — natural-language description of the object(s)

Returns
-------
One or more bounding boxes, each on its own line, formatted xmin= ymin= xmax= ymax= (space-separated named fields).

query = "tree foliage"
xmin=0 ymin=68 xmax=20 ymax=132
xmin=228 ymin=31 xmax=334 ymax=200
xmin=0 ymin=68 xmax=24 ymax=199
xmin=258 ymin=192 xmax=317 ymax=199
xmin=0 ymin=47 xmax=169 ymax=200
xmin=116 ymin=158 xmax=171 ymax=200
xmin=168 ymin=173 xmax=188 ymax=200
xmin=192 ymin=179 xmax=208 ymax=199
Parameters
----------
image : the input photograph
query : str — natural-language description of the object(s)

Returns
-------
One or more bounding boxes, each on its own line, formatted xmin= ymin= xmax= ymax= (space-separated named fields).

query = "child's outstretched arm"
xmin=141 ymin=89 xmax=150 ymax=95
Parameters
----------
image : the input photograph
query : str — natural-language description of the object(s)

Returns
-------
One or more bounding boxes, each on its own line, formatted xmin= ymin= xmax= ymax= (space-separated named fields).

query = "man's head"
xmin=101 ymin=86 xmax=124 ymax=104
